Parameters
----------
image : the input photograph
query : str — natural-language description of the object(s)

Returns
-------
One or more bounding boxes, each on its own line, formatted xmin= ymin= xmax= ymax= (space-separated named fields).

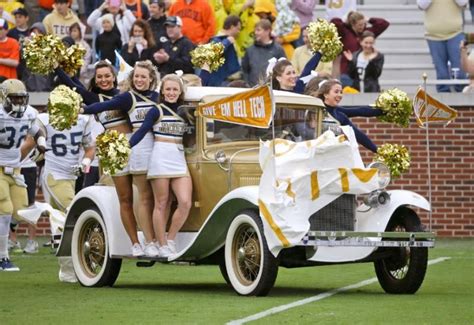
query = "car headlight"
xmin=368 ymin=161 xmax=391 ymax=189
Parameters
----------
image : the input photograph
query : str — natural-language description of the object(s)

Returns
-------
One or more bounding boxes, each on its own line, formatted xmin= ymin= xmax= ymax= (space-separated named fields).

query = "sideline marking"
xmin=227 ymin=257 xmax=451 ymax=325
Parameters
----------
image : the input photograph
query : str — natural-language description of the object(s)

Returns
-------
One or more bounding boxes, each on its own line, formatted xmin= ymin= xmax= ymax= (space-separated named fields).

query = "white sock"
xmin=0 ymin=215 xmax=12 ymax=259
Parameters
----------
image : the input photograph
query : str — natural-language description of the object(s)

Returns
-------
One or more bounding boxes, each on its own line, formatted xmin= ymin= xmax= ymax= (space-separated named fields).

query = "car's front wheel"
xmin=374 ymin=208 xmax=428 ymax=294
xmin=71 ymin=209 xmax=122 ymax=287
xmin=225 ymin=210 xmax=278 ymax=296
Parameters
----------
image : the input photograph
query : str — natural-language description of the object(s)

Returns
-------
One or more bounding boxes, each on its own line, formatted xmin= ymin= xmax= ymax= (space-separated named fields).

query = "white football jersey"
xmin=38 ymin=113 xmax=93 ymax=180
xmin=0 ymin=105 xmax=37 ymax=168
xmin=20 ymin=106 xmax=39 ymax=168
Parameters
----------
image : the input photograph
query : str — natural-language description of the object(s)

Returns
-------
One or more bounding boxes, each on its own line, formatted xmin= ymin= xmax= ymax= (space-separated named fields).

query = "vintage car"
xmin=56 ymin=87 xmax=435 ymax=296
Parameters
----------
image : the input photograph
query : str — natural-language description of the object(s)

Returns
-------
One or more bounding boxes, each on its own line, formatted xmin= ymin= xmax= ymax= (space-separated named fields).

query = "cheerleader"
xmin=129 ymin=74 xmax=191 ymax=258
xmin=82 ymin=60 xmax=159 ymax=257
xmin=316 ymin=79 xmax=384 ymax=153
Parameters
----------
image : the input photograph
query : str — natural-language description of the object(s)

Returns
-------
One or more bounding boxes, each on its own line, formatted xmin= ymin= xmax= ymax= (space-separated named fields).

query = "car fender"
xmin=57 ymin=185 xmax=131 ymax=257
xmin=172 ymin=186 xmax=259 ymax=261
xmin=308 ymin=190 xmax=430 ymax=263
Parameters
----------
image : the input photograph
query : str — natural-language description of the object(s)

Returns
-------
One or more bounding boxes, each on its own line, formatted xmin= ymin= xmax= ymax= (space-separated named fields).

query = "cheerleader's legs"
xmin=132 ymin=174 xmax=155 ymax=243
xmin=112 ymin=174 xmax=139 ymax=245
xmin=167 ymin=176 xmax=192 ymax=241
xmin=150 ymin=178 xmax=171 ymax=247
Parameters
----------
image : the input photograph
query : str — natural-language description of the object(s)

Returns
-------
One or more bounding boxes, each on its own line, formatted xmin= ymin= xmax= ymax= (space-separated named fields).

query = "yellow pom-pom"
xmin=47 ymin=85 xmax=82 ymax=131
xmin=23 ymin=34 xmax=65 ymax=75
xmin=96 ymin=130 xmax=131 ymax=175
xmin=307 ymin=19 xmax=343 ymax=62
xmin=374 ymin=143 xmax=411 ymax=178
xmin=375 ymin=88 xmax=412 ymax=127
xmin=60 ymin=44 xmax=86 ymax=76
xmin=190 ymin=43 xmax=225 ymax=72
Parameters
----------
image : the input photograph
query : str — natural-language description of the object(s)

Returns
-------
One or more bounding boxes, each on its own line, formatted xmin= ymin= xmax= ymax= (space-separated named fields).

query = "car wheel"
xmin=225 ymin=209 xmax=278 ymax=296
xmin=71 ymin=209 xmax=122 ymax=287
xmin=374 ymin=207 xmax=428 ymax=294
xmin=218 ymin=257 xmax=231 ymax=285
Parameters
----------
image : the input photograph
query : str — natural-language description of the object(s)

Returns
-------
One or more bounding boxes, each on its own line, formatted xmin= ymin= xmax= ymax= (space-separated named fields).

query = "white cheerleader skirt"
xmin=147 ymin=141 xmax=189 ymax=179
xmin=129 ymin=132 xmax=153 ymax=174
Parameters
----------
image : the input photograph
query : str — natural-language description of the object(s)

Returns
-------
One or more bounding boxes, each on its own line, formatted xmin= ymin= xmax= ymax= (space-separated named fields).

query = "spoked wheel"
xmin=225 ymin=210 xmax=278 ymax=296
xmin=71 ymin=209 xmax=122 ymax=287
xmin=374 ymin=208 xmax=428 ymax=294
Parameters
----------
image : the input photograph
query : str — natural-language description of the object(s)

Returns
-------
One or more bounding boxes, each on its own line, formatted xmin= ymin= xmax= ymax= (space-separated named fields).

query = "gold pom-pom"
xmin=375 ymin=88 xmax=412 ymax=127
xmin=59 ymin=44 xmax=86 ymax=76
xmin=307 ymin=19 xmax=343 ymax=62
xmin=23 ymin=33 xmax=65 ymax=75
xmin=190 ymin=42 xmax=225 ymax=72
xmin=96 ymin=130 xmax=131 ymax=175
xmin=374 ymin=143 xmax=411 ymax=178
xmin=47 ymin=85 xmax=82 ymax=131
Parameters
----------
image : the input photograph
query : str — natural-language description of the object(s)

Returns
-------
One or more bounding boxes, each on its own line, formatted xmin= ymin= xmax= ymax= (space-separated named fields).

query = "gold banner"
xmin=413 ymin=88 xmax=458 ymax=127
xmin=198 ymin=85 xmax=273 ymax=128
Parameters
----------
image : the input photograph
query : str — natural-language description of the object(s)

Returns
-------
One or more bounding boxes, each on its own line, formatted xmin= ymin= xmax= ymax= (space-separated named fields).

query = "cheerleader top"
xmin=83 ymin=89 xmax=159 ymax=130
xmin=129 ymin=101 xmax=186 ymax=147
xmin=55 ymin=68 xmax=127 ymax=129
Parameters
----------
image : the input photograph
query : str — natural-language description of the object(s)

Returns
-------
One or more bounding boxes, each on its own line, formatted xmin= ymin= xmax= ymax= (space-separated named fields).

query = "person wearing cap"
xmin=42 ymin=0 xmax=81 ymax=38
xmin=87 ymin=0 xmax=136 ymax=46
xmin=148 ymin=0 xmax=167 ymax=45
xmin=168 ymin=0 xmax=216 ymax=45
xmin=152 ymin=16 xmax=195 ymax=76
xmin=0 ymin=18 xmax=20 ymax=80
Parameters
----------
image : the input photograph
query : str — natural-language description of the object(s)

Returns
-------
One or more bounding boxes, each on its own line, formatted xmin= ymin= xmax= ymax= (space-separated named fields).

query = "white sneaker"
xmin=158 ymin=245 xmax=173 ymax=258
xmin=167 ymin=240 xmax=177 ymax=254
xmin=131 ymin=243 xmax=144 ymax=257
xmin=8 ymin=240 xmax=21 ymax=252
xmin=24 ymin=240 xmax=39 ymax=254
xmin=144 ymin=242 xmax=159 ymax=257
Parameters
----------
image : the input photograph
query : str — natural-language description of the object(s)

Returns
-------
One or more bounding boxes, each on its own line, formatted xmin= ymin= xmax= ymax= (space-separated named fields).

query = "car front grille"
xmin=309 ymin=194 xmax=356 ymax=231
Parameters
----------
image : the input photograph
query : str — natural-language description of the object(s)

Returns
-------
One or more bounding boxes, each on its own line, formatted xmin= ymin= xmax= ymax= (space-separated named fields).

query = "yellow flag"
xmin=198 ymin=85 xmax=274 ymax=128
xmin=413 ymin=87 xmax=457 ymax=127
xmin=114 ymin=50 xmax=133 ymax=84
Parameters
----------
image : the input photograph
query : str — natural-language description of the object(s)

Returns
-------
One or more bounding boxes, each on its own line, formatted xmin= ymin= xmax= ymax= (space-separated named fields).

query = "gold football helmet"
xmin=1 ymin=79 xmax=29 ymax=118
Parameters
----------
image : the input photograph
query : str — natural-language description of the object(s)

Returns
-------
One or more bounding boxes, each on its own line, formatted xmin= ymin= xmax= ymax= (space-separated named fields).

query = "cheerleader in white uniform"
xmin=83 ymin=61 xmax=160 ymax=257
xmin=129 ymin=74 xmax=192 ymax=257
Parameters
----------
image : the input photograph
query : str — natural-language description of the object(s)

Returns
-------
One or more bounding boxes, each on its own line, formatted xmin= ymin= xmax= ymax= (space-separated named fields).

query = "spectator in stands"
xmin=43 ymin=0 xmax=81 ymax=38
xmin=331 ymin=11 xmax=389 ymax=88
xmin=345 ymin=31 xmax=384 ymax=93
xmin=242 ymin=19 xmax=286 ymax=86
xmin=290 ymin=0 xmax=316 ymax=47
xmin=0 ymin=18 xmax=20 ymax=80
xmin=168 ymin=0 xmax=216 ymax=45
xmin=87 ymin=0 xmax=136 ymax=45
xmin=209 ymin=0 xmax=228 ymax=32
xmin=225 ymin=0 xmax=259 ymax=57
xmin=122 ymin=19 xmax=156 ymax=66
xmin=39 ymin=0 xmax=55 ymax=20
xmin=22 ymin=22 xmax=55 ymax=92
xmin=69 ymin=22 xmax=94 ymax=85
xmin=292 ymin=27 xmax=333 ymax=77
xmin=125 ymin=0 xmax=150 ymax=20
xmin=148 ymin=0 xmax=167 ymax=44
xmin=95 ymin=13 xmax=122 ymax=65
xmin=207 ymin=15 xmax=241 ymax=86
xmin=460 ymin=40 xmax=474 ymax=93
xmin=152 ymin=16 xmax=194 ymax=76
xmin=271 ymin=0 xmax=301 ymax=59
xmin=7 ymin=8 xmax=30 ymax=81
xmin=418 ymin=0 xmax=467 ymax=92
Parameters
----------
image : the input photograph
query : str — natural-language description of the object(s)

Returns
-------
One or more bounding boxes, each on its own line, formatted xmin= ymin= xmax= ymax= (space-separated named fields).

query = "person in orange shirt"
xmin=0 ymin=19 xmax=19 ymax=80
xmin=168 ymin=0 xmax=216 ymax=44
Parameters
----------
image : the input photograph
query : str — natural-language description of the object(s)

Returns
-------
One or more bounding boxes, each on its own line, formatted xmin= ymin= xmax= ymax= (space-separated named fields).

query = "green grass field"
xmin=1 ymin=238 xmax=473 ymax=324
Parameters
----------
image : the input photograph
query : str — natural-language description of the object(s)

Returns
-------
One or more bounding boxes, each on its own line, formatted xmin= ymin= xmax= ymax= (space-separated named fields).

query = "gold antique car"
xmin=56 ymin=87 xmax=434 ymax=296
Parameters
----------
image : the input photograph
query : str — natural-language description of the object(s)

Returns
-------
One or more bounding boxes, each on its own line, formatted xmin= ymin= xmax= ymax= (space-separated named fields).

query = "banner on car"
xmin=198 ymin=85 xmax=274 ymax=128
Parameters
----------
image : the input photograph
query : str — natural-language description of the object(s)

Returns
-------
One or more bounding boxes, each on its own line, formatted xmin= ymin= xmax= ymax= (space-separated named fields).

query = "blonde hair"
xmin=347 ymin=11 xmax=364 ymax=26
xmin=128 ymin=60 xmax=160 ymax=92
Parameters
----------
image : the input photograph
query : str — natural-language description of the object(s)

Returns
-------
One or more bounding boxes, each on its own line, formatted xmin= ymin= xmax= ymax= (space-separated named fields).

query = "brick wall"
xmin=357 ymin=106 xmax=474 ymax=237
xmin=17 ymin=107 xmax=474 ymax=237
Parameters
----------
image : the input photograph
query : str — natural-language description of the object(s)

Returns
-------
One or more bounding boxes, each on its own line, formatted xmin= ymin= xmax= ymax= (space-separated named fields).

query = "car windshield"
xmin=206 ymin=106 xmax=320 ymax=145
